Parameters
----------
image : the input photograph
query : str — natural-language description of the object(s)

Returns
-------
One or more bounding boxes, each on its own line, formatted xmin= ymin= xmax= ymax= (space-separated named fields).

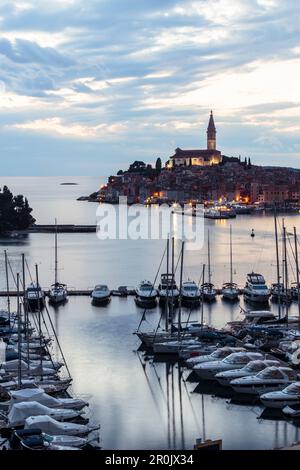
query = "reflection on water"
xmin=1 ymin=177 xmax=300 ymax=449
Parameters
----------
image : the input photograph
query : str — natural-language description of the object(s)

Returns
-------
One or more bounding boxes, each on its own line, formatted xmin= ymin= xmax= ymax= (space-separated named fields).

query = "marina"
xmin=1 ymin=177 xmax=300 ymax=451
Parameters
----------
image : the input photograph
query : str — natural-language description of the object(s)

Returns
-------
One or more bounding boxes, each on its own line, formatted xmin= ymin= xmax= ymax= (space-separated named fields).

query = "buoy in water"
xmin=251 ymin=229 xmax=255 ymax=238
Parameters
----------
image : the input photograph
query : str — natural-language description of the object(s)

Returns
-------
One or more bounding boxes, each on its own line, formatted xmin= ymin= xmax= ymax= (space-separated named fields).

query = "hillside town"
xmin=89 ymin=112 xmax=300 ymax=208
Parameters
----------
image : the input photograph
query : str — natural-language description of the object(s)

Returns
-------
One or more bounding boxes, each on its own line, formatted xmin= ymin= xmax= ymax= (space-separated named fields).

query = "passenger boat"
xmin=244 ymin=272 xmax=270 ymax=304
xmin=193 ymin=351 xmax=263 ymax=380
xmin=260 ymin=382 xmax=300 ymax=408
xmin=215 ymin=359 xmax=280 ymax=387
xmin=91 ymin=285 xmax=111 ymax=305
xmin=135 ymin=280 xmax=157 ymax=306
xmin=231 ymin=366 xmax=297 ymax=395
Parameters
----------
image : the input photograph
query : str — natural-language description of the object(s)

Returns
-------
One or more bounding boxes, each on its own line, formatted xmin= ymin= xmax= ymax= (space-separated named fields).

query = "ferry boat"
xmin=25 ymin=283 xmax=45 ymax=311
xmin=244 ymin=272 xmax=270 ymax=304
xmin=91 ymin=285 xmax=111 ymax=305
xmin=135 ymin=280 xmax=157 ymax=306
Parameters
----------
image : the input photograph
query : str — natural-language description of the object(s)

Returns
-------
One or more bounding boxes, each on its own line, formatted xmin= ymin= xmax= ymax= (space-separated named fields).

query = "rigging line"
xmin=43 ymin=302 xmax=72 ymax=379
xmin=25 ymin=258 xmax=34 ymax=285
xmin=286 ymin=231 xmax=297 ymax=281
xmin=136 ymin=242 xmax=167 ymax=332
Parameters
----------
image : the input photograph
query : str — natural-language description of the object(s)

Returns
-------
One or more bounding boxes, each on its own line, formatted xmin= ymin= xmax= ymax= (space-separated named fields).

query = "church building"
xmin=169 ymin=111 xmax=222 ymax=167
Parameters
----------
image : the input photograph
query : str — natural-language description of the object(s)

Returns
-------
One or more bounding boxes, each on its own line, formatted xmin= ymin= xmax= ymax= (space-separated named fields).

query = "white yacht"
xmin=200 ymin=283 xmax=217 ymax=302
xmin=222 ymin=226 xmax=239 ymax=301
xmin=153 ymin=338 xmax=201 ymax=355
xmin=215 ymin=359 xmax=280 ymax=387
xmin=158 ymin=274 xmax=179 ymax=304
xmin=91 ymin=285 xmax=111 ymax=305
xmin=244 ymin=272 xmax=270 ymax=304
xmin=231 ymin=366 xmax=297 ymax=395
xmin=260 ymin=382 xmax=300 ymax=409
xmin=25 ymin=283 xmax=45 ymax=310
xmin=49 ymin=222 xmax=68 ymax=304
xmin=222 ymin=283 xmax=239 ymax=301
xmin=193 ymin=352 xmax=263 ymax=380
xmin=49 ymin=283 xmax=68 ymax=305
xmin=181 ymin=281 xmax=201 ymax=303
xmin=185 ymin=347 xmax=245 ymax=369
xmin=135 ymin=280 xmax=157 ymax=306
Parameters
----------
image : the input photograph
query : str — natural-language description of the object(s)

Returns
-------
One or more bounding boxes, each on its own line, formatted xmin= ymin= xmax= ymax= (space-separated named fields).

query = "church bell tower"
xmin=207 ymin=110 xmax=216 ymax=151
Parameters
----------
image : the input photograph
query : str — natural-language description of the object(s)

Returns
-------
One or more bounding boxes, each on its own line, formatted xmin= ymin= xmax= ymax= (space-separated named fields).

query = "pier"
xmin=0 ymin=288 xmax=136 ymax=297
xmin=7 ymin=224 xmax=98 ymax=235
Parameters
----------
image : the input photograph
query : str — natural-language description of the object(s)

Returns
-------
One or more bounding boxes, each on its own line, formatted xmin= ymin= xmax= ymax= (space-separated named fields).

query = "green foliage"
xmin=155 ymin=157 xmax=162 ymax=171
xmin=0 ymin=186 xmax=35 ymax=233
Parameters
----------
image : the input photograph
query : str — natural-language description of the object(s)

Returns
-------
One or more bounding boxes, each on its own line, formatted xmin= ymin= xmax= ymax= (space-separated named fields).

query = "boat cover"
xmin=9 ymin=388 xmax=87 ymax=410
xmin=25 ymin=415 xmax=91 ymax=436
xmin=8 ymin=401 xmax=79 ymax=427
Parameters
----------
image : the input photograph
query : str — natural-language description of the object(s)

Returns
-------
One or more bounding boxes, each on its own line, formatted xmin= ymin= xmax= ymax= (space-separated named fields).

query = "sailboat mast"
xmin=170 ymin=236 xmax=175 ymax=326
xmin=178 ymin=241 xmax=185 ymax=341
xmin=22 ymin=254 xmax=30 ymax=370
xmin=293 ymin=227 xmax=300 ymax=329
xmin=16 ymin=273 xmax=22 ymax=389
xmin=283 ymin=223 xmax=289 ymax=322
xmin=55 ymin=219 xmax=58 ymax=284
xmin=207 ymin=230 xmax=211 ymax=285
xmin=165 ymin=238 xmax=169 ymax=332
xmin=230 ymin=225 xmax=233 ymax=285
xmin=35 ymin=264 xmax=43 ymax=381
xmin=4 ymin=250 xmax=11 ymax=322
xmin=274 ymin=208 xmax=281 ymax=318
xmin=201 ymin=264 xmax=205 ymax=328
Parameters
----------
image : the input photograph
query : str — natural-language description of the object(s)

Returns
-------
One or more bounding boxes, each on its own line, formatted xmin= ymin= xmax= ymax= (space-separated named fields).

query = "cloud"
xmin=0 ymin=0 xmax=300 ymax=174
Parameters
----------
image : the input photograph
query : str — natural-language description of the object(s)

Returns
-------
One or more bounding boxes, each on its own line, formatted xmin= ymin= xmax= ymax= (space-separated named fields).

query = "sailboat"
xmin=201 ymin=230 xmax=217 ymax=302
xmin=222 ymin=225 xmax=239 ymax=301
xmin=49 ymin=221 xmax=68 ymax=304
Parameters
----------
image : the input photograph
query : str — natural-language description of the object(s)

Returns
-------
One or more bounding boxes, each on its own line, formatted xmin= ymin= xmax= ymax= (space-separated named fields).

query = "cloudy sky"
xmin=1 ymin=0 xmax=300 ymax=175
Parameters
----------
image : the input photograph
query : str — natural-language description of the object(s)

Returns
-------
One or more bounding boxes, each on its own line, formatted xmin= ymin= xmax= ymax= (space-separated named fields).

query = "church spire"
xmin=207 ymin=110 xmax=216 ymax=150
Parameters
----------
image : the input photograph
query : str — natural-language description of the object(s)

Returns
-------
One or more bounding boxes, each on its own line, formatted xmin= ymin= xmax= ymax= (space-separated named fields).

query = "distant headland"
xmin=78 ymin=112 xmax=300 ymax=208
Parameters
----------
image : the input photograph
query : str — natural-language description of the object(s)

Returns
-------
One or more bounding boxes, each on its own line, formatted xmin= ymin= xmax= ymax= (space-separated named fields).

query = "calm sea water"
xmin=1 ymin=176 xmax=300 ymax=449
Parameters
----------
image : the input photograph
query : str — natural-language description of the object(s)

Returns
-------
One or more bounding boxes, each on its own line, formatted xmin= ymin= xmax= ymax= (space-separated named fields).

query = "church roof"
xmin=207 ymin=111 xmax=216 ymax=132
xmin=171 ymin=148 xmax=221 ymax=159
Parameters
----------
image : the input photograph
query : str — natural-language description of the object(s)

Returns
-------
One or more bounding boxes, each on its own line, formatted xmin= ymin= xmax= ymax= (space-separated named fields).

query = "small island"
xmin=0 ymin=186 xmax=36 ymax=235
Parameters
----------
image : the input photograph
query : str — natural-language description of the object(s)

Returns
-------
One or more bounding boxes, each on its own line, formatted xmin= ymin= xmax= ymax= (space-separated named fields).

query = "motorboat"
xmin=135 ymin=280 xmax=157 ymax=306
xmin=271 ymin=283 xmax=291 ymax=304
xmin=231 ymin=366 xmax=297 ymax=395
xmin=158 ymin=274 xmax=179 ymax=305
xmin=215 ymin=359 xmax=280 ymax=386
xmin=244 ymin=272 xmax=270 ymax=304
xmin=243 ymin=310 xmax=276 ymax=322
xmin=91 ymin=285 xmax=111 ymax=305
xmin=153 ymin=338 xmax=201 ymax=355
xmin=181 ymin=281 xmax=201 ymax=304
xmin=8 ymin=401 xmax=83 ymax=427
xmin=10 ymin=428 xmax=92 ymax=450
xmin=185 ymin=347 xmax=245 ymax=369
xmin=222 ymin=283 xmax=239 ymax=301
xmin=200 ymin=283 xmax=217 ymax=302
xmin=25 ymin=415 xmax=100 ymax=437
xmin=8 ymin=388 xmax=88 ymax=411
xmin=260 ymin=382 xmax=300 ymax=408
xmin=49 ymin=283 xmax=68 ymax=305
xmin=193 ymin=352 xmax=264 ymax=380
xmin=178 ymin=344 xmax=217 ymax=360
xmin=25 ymin=283 xmax=45 ymax=310
xmin=291 ymin=282 xmax=300 ymax=301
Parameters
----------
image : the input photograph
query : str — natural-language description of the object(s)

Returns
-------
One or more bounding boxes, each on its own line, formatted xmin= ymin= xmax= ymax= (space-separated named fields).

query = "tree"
xmin=0 ymin=186 xmax=35 ymax=233
xmin=248 ymin=158 xmax=252 ymax=167
xmin=155 ymin=157 xmax=162 ymax=172
xmin=117 ymin=169 xmax=123 ymax=175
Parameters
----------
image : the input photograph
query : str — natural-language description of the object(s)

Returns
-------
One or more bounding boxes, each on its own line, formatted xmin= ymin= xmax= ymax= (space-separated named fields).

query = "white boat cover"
xmin=25 ymin=415 xmax=92 ymax=436
xmin=8 ymin=401 xmax=80 ymax=427
xmin=45 ymin=434 xmax=89 ymax=447
xmin=9 ymin=388 xmax=87 ymax=410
